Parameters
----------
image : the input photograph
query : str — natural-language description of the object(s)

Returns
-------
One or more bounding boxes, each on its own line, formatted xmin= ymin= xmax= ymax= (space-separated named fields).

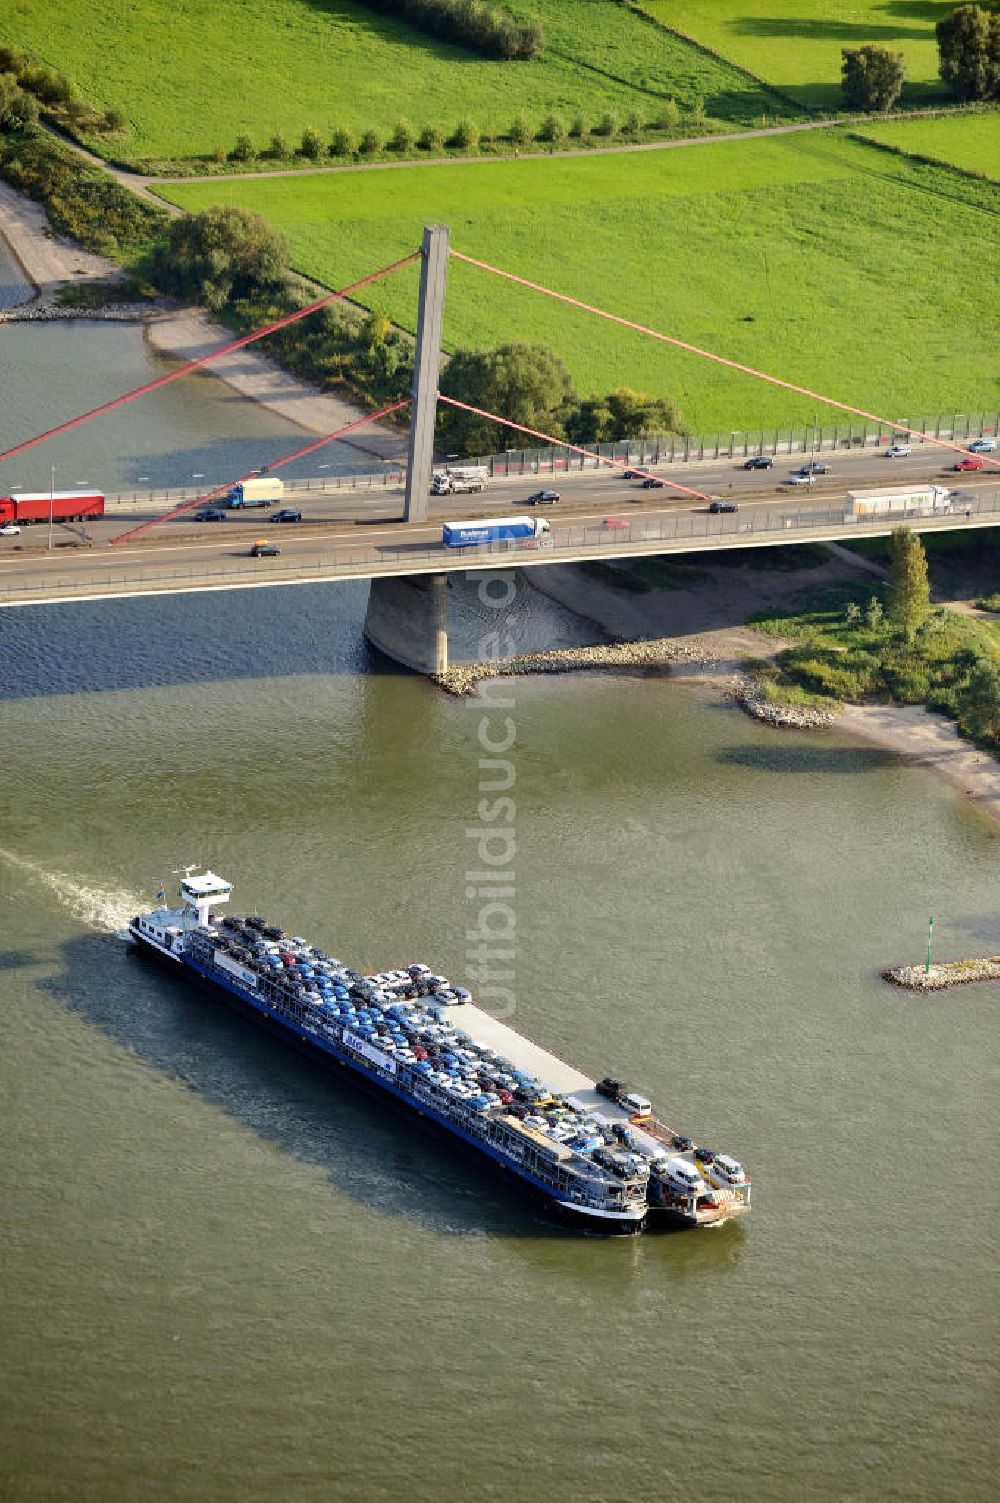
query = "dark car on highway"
xmin=797 ymin=461 xmax=831 ymax=475
xmin=708 ymin=498 xmax=739 ymax=513
xmin=250 ymin=539 xmax=280 ymax=557
xmin=527 ymin=490 xmax=560 ymax=505
xmin=271 ymin=508 xmax=303 ymax=522
xmin=193 ymin=508 xmax=226 ymax=522
xmin=641 ymin=477 xmax=665 ymax=488
xmin=743 ymin=456 xmax=773 ymax=470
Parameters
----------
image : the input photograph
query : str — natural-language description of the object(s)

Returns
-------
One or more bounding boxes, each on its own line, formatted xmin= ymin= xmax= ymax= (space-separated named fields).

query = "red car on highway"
xmin=954 ymin=457 xmax=984 ymax=471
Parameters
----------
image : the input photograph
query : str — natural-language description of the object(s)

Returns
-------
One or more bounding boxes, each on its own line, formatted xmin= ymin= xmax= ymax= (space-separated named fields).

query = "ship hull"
xmin=128 ymin=929 xmax=644 ymax=1235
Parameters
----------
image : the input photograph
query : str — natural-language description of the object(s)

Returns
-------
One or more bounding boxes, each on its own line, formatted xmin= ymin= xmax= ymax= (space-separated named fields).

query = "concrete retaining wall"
xmin=364 ymin=573 xmax=448 ymax=675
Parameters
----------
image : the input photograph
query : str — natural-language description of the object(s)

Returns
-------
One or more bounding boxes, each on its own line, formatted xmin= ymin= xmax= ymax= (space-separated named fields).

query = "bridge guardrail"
xmin=95 ymin=407 xmax=999 ymax=508
xmin=478 ymin=409 xmax=1000 ymax=478
xmin=101 ymin=466 xmax=406 ymax=510
xmin=4 ymin=489 xmax=998 ymax=602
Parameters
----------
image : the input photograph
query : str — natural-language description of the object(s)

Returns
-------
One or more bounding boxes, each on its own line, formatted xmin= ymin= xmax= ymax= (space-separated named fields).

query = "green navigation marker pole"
xmin=926 ymin=916 xmax=934 ymax=974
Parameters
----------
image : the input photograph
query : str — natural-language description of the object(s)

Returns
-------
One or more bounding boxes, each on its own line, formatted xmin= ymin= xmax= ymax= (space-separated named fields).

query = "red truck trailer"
xmin=2 ymin=491 xmax=105 ymax=524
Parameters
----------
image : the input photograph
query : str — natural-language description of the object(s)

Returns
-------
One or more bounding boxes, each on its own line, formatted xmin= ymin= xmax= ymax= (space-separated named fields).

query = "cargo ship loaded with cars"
xmin=127 ymin=871 xmax=751 ymax=1234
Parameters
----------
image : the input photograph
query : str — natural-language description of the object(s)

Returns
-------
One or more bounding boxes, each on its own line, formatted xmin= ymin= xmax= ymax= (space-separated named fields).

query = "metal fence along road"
xmin=478 ymin=411 xmax=1000 ymax=477
xmin=4 ymin=489 xmax=998 ymax=605
xmin=93 ymin=408 xmax=999 ymax=512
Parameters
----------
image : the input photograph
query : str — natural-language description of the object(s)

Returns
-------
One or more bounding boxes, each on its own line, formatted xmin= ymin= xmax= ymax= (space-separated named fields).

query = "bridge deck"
xmin=1 ymin=497 xmax=997 ymax=607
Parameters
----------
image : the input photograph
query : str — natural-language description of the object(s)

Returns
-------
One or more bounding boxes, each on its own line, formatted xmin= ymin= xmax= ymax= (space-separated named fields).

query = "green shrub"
xmin=230 ymin=133 xmax=256 ymax=162
xmin=64 ymin=95 xmax=94 ymax=126
xmin=417 ymin=123 xmax=444 ymax=152
xmin=151 ymin=204 xmax=289 ymax=311
xmin=654 ymin=100 xmax=680 ymax=130
xmin=508 ymin=115 xmax=532 ymax=148
xmin=328 ymin=128 xmax=353 ymax=157
xmin=267 ymin=134 xmax=291 ymax=159
xmin=358 ymin=128 xmax=382 ymax=155
xmin=354 ymin=0 xmax=543 ymax=61
xmin=299 ymin=127 xmax=323 ymax=159
xmin=539 ymin=113 xmax=565 ymax=145
xmin=390 ymin=119 xmax=414 ymax=152
xmin=623 ymin=110 xmax=642 ymax=136
xmin=0 ymin=74 xmax=39 ymax=133
xmin=883 ymin=665 xmax=933 ymax=703
xmin=568 ymin=115 xmax=587 ymax=140
xmin=451 ymin=119 xmax=479 ymax=151
xmin=777 ymin=646 xmax=874 ymax=700
xmin=595 ymin=111 xmax=618 ymax=138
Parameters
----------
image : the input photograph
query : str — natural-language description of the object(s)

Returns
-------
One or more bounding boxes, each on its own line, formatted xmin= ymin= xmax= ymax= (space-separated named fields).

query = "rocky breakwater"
xmin=436 ymin=637 xmax=709 ymax=695
xmin=884 ymin=957 xmax=1000 ymax=991
xmin=0 ymin=293 xmax=150 ymax=324
xmin=730 ymin=671 xmax=840 ymax=730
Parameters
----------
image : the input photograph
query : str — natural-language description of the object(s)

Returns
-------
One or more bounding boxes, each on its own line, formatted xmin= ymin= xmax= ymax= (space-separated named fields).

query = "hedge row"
xmin=219 ymin=102 xmax=707 ymax=165
xmin=357 ymin=0 xmax=542 ymax=61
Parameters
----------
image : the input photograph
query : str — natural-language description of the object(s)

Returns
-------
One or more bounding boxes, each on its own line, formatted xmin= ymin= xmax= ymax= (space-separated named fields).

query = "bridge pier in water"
xmin=364 ymin=573 xmax=449 ymax=677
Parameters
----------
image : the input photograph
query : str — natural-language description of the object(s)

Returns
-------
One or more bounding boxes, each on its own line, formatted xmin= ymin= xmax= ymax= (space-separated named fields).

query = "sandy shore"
xmin=528 ymin=558 xmax=1000 ymax=830
xmin=144 ymin=310 xmax=406 ymax=459
xmin=837 ymin=703 xmax=1000 ymax=828
xmin=0 ymin=179 xmax=121 ymax=297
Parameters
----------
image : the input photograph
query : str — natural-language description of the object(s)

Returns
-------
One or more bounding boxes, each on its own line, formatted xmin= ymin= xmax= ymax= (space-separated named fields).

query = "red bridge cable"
xmin=0 ymin=252 xmax=421 ymax=468
xmin=448 ymin=250 xmax=1000 ymax=471
xmin=108 ymin=398 xmax=411 ymax=545
xmin=437 ymin=394 xmax=712 ymax=500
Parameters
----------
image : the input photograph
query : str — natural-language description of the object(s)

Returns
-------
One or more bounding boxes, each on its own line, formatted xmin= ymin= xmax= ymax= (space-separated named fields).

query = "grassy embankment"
xmin=0 ymin=129 xmax=166 ymax=264
xmin=641 ymin=0 xmax=950 ymax=111
xmin=745 ymin=533 xmax=1000 ymax=750
xmin=854 ymin=113 xmax=1000 ymax=181
xmin=163 ymin=129 xmax=1000 ymax=434
xmin=0 ymin=0 xmax=794 ymax=169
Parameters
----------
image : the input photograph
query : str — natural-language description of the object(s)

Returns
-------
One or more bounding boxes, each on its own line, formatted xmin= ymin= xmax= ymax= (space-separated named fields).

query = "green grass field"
xmin=163 ymin=129 xmax=1000 ymax=433
xmin=855 ymin=113 xmax=1000 ymax=181
xmin=0 ymin=0 xmax=794 ymax=165
xmin=642 ymin=0 xmax=951 ymax=110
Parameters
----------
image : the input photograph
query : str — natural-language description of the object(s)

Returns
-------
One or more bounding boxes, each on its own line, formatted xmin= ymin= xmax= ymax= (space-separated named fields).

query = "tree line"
xmin=218 ymin=99 xmax=703 ymax=166
xmin=357 ymin=0 xmax=542 ymax=61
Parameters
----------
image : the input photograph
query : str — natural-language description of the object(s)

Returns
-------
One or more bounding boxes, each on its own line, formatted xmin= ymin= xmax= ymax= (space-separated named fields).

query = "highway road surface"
xmin=1 ymin=450 xmax=997 ymax=606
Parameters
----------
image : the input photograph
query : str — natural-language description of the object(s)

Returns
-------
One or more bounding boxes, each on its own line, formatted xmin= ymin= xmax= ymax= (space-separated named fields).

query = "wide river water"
xmin=1 ymin=248 xmax=997 ymax=1503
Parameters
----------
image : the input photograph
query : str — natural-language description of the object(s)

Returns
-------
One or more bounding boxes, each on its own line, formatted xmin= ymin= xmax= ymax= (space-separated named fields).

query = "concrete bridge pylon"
xmin=403 ymin=224 xmax=450 ymax=524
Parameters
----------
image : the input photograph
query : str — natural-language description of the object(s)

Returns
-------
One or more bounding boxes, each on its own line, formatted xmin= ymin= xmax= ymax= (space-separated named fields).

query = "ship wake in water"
xmin=0 ymin=847 xmax=145 ymax=933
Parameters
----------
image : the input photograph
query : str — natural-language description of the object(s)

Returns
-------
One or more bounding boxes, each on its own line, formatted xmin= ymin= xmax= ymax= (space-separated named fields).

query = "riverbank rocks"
xmin=884 ymin=957 xmax=1000 ymax=991
xmin=0 ymin=298 xmax=151 ymax=323
xmin=730 ymin=671 xmax=840 ymax=730
xmin=435 ymin=637 xmax=709 ymax=696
